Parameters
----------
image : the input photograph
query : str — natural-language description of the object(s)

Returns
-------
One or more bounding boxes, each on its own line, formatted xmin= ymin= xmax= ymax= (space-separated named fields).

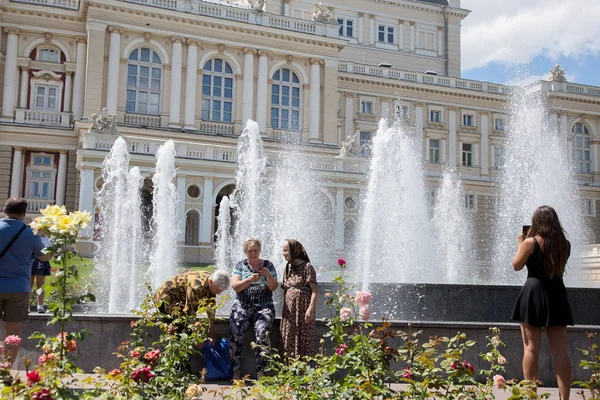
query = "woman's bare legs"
xmin=520 ymin=323 xmax=542 ymax=384
xmin=546 ymin=325 xmax=571 ymax=400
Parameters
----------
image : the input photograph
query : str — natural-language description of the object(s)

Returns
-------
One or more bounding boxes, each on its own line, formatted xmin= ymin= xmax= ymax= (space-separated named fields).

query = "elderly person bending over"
xmin=154 ymin=269 xmax=229 ymax=341
xmin=229 ymin=237 xmax=278 ymax=380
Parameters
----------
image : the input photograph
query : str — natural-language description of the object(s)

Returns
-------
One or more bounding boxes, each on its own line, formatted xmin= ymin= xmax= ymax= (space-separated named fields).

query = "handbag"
xmin=0 ymin=223 xmax=28 ymax=261
xmin=201 ymin=338 xmax=232 ymax=381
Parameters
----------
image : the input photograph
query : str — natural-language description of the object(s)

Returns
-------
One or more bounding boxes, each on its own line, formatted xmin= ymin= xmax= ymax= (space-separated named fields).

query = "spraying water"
xmin=433 ymin=168 xmax=476 ymax=283
xmin=215 ymin=196 xmax=232 ymax=270
xmin=493 ymin=89 xmax=587 ymax=286
xmin=95 ymin=137 xmax=145 ymax=313
xmin=148 ymin=140 xmax=179 ymax=290
xmin=356 ymin=119 xmax=436 ymax=288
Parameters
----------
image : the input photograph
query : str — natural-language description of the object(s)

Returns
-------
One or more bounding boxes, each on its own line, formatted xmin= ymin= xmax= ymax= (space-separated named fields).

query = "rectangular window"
xmin=429 ymin=139 xmax=440 ymax=163
xmin=494 ymin=146 xmax=504 ymax=169
xmin=581 ymin=199 xmax=595 ymax=216
xmin=429 ymin=110 xmax=442 ymax=123
xmin=462 ymin=143 xmax=473 ymax=167
xmin=494 ymin=117 xmax=505 ymax=131
xmin=396 ymin=105 xmax=409 ymax=119
xmin=360 ymin=131 xmax=372 ymax=156
xmin=360 ymin=101 xmax=373 ymax=114
xmin=33 ymin=155 xmax=52 ymax=166
xmin=30 ymin=171 xmax=53 ymax=199
xmin=417 ymin=31 xmax=435 ymax=50
xmin=378 ymin=25 xmax=394 ymax=43
xmin=464 ymin=194 xmax=476 ymax=211
xmin=338 ymin=18 xmax=354 ymax=37
xmin=462 ymin=114 xmax=474 ymax=126
xmin=38 ymin=48 xmax=59 ymax=63
xmin=34 ymin=85 xmax=59 ymax=111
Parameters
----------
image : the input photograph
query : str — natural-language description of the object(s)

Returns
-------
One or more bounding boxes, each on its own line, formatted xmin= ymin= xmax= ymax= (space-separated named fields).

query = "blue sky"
xmin=460 ymin=0 xmax=600 ymax=87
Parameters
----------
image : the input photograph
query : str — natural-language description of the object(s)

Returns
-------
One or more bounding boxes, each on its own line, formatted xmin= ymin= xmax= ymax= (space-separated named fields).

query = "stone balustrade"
xmin=123 ymin=113 xmax=161 ymax=128
xmin=26 ymin=198 xmax=54 ymax=213
xmin=119 ymin=0 xmax=339 ymax=37
xmin=10 ymin=0 xmax=79 ymax=9
xmin=338 ymin=62 xmax=511 ymax=95
xmin=15 ymin=109 xmax=72 ymax=127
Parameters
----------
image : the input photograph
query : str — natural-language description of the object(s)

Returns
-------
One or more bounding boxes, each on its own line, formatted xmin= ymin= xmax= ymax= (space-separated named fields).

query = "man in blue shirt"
xmin=0 ymin=198 xmax=50 ymax=365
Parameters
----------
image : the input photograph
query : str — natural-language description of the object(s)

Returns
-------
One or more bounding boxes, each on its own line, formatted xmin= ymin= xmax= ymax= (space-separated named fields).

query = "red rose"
xmin=337 ymin=258 xmax=346 ymax=266
xmin=27 ymin=370 xmax=41 ymax=385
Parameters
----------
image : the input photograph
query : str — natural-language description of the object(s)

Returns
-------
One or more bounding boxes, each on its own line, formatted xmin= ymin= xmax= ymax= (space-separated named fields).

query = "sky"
xmin=460 ymin=0 xmax=600 ymax=87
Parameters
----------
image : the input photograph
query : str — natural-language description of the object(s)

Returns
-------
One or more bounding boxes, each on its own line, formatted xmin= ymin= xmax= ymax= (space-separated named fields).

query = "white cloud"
xmin=461 ymin=0 xmax=600 ymax=71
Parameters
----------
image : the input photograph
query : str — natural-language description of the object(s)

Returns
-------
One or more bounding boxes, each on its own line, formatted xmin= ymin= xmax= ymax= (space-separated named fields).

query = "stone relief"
xmin=549 ymin=64 xmax=567 ymax=82
xmin=216 ymin=0 xmax=265 ymax=11
xmin=88 ymin=107 xmax=118 ymax=135
xmin=338 ymin=130 xmax=361 ymax=157
xmin=312 ymin=2 xmax=334 ymax=23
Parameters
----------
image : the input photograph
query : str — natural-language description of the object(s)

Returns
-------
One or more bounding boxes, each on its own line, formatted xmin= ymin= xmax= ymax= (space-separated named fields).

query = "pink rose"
xmin=401 ymin=367 xmax=413 ymax=379
xmin=497 ymin=355 xmax=506 ymax=365
xmin=108 ymin=368 xmax=121 ymax=377
xmin=144 ymin=349 xmax=161 ymax=363
xmin=493 ymin=374 xmax=506 ymax=389
xmin=335 ymin=343 xmax=348 ymax=356
xmin=355 ymin=291 xmax=372 ymax=307
xmin=4 ymin=335 xmax=21 ymax=346
xmin=31 ymin=388 xmax=53 ymax=400
xmin=339 ymin=307 xmax=352 ymax=322
xmin=132 ymin=366 xmax=155 ymax=383
xmin=337 ymin=258 xmax=346 ymax=266
xmin=358 ymin=306 xmax=371 ymax=321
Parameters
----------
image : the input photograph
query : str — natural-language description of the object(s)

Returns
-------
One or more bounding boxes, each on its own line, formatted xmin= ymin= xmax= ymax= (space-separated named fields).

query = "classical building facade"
xmin=0 ymin=0 xmax=599 ymax=279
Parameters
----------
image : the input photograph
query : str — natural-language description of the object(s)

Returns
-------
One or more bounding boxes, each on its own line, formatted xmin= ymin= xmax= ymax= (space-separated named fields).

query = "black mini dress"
xmin=511 ymin=237 xmax=574 ymax=327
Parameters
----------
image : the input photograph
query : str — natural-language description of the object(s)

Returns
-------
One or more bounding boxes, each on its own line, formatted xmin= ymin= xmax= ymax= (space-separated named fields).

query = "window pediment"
xmin=32 ymin=70 xmax=62 ymax=82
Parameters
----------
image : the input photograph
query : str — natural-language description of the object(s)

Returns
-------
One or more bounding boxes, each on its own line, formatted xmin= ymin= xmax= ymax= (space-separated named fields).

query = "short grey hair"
xmin=243 ymin=237 xmax=262 ymax=252
xmin=210 ymin=270 xmax=230 ymax=291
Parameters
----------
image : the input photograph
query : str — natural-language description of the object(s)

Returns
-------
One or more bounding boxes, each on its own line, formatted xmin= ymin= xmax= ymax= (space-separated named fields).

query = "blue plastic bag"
xmin=201 ymin=338 xmax=233 ymax=381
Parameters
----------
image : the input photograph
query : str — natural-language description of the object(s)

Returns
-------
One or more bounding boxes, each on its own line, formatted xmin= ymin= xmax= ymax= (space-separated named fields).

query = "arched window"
xmin=36 ymin=47 xmax=60 ymax=63
xmin=126 ymin=48 xmax=162 ymax=115
xmin=185 ymin=210 xmax=200 ymax=246
xmin=271 ymin=68 xmax=301 ymax=131
xmin=201 ymin=58 xmax=234 ymax=123
xmin=572 ymin=122 xmax=591 ymax=173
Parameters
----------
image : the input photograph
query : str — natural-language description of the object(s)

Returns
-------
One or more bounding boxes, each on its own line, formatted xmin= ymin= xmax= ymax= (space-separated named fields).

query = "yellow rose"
xmin=69 ymin=211 xmax=91 ymax=230
xmin=50 ymin=215 xmax=73 ymax=235
xmin=40 ymin=205 xmax=67 ymax=219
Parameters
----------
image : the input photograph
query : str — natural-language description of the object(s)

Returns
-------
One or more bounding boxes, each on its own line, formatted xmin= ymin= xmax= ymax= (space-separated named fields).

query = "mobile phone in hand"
xmin=522 ymin=225 xmax=531 ymax=236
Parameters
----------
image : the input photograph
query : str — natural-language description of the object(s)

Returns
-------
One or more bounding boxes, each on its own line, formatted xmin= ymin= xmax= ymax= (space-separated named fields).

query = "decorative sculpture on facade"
xmin=338 ymin=130 xmax=361 ymax=157
xmin=312 ymin=2 xmax=334 ymax=23
xmin=549 ymin=64 xmax=567 ymax=82
xmin=251 ymin=0 xmax=266 ymax=11
xmin=88 ymin=107 xmax=118 ymax=135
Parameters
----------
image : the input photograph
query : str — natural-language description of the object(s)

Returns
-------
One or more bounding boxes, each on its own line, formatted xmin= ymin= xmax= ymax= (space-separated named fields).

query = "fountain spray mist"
xmin=148 ymin=140 xmax=179 ymax=290
xmin=215 ymin=196 xmax=232 ymax=271
xmin=356 ymin=119 xmax=436 ymax=288
xmin=95 ymin=137 xmax=144 ymax=313
xmin=493 ymin=88 xmax=587 ymax=286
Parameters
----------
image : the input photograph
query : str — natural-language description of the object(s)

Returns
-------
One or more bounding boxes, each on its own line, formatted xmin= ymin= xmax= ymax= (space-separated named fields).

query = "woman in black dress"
xmin=512 ymin=205 xmax=573 ymax=399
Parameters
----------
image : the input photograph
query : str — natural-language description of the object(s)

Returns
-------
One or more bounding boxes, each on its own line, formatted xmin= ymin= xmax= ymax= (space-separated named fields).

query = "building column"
xmin=184 ymin=39 xmax=199 ymax=130
xmin=78 ymin=167 xmax=95 ymax=237
xmin=380 ymin=99 xmax=389 ymax=120
xmin=2 ymin=28 xmax=20 ymax=121
xmin=438 ymin=27 xmax=444 ymax=57
xmin=106 ymin=26 xmax=123 ymax=115
xmin=256 ymin=50 xmax=268 ymax=132
xmin=415 ymin=102 xmax=424 ymax=149
xmin=201 ymin=178 xmax=214 ymax=243
xmin=448 ymin=107 xmax=457 ymax=168
xmin=398 ymin=20 xmax=404 ymax=50
xmin=548 ymin=112 xmax=558 ymax=134
xmin=409 ymin=22 xmax=415 ymax=52
xmin=592 ymin=141 xmax=600 ymax=173
xmin=334 ymin=189 xmax=345 ymax=250
xmin=480 ymin=111 xmax=489 ymax=175
xmin=72 ymin=37 xmax=87 ymax=121
xmin=64 ymin=72 xmax=73 ymax=113
xmin=19 ymin=67 xmax=29 ymax=109
xmin=168 ymin=36 xmax=184 ymax=128
xmin=177 ymin=175 xmax=186 ymax=242
xmin=344 ymin=94 xmax=353 ymax=138
xmin=9 ymin=147 xmax=23 ymax=197
xmin=241 ymin=48 xmax=255 ymax=126
xmin=358 ymin=13 xmax=364 ymax=44
xmin=369 ymin=15 xmax=375 ymax=46
xmin=559 ymin=113 xmax=568 ymax=144
xmin=55 ymin=151 xmax=68 ymax=206
xmin=84 ymin=23 xmax=107 ymax=118
xmin=309 ymin=58 xmax=322 ymax=141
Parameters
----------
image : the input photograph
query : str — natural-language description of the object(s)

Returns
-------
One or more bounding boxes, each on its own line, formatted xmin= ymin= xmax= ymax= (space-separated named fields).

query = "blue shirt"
xmin=0 ymin=218 xmax=45 ymax=293
xmin=232 ymin=259 xmax=277 ymax=307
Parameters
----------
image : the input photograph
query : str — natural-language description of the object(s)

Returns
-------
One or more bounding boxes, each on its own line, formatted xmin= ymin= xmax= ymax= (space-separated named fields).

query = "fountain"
xmin=215 ymin=196 xmax=233 ymax=271
xmin=94 ymin=137 xmax=145 ymax=313
xmin=147 ymin=140 xmax=179 ymax=290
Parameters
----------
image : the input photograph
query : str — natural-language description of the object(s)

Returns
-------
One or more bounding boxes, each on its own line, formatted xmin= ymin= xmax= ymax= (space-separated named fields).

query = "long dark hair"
xmin=527 ymin=205 xmax=569 ymax=278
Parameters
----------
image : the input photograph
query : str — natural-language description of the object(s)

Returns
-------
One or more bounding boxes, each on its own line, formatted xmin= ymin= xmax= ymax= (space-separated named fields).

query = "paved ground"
xmin=14 ymin=372 xmax=589 ymax=398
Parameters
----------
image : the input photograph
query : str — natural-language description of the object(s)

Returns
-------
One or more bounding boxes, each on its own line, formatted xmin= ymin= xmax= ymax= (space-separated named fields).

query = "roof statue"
xmin=549 ymin=64 xmax=567 ymax=82
xmin=313 ymin=2 xmax=334 ymax=23
xmin=338 ymin=130 xmax=361 ymax=157
xmin=88 ymin=107 xmax=118 ymax=135
xmin=218 ymin=0 xmax=265 ymax=10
